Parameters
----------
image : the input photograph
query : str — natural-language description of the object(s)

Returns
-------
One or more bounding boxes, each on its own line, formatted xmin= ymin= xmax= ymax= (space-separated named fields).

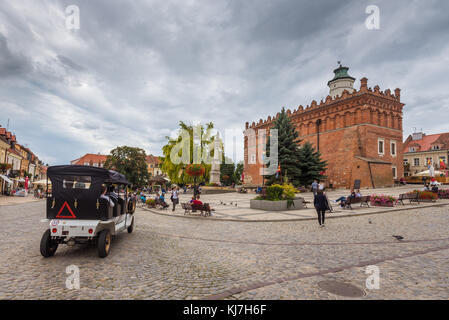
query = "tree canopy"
xmin=161 ymin=121 xmax=221 ymax=185
xmin=103 ymin=146 xmax=150 ymax=187
xmin=265 ymin=107 xmax=303 ymax=186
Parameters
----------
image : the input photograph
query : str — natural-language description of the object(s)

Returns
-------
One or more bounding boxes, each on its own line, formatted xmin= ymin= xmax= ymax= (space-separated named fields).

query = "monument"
xmin=209 ymin=133 xmax=222 ymax=185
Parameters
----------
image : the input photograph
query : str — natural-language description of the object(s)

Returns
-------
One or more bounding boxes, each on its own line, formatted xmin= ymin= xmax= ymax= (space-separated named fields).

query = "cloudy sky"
xmin=1 ymin=0 xmax=448 ymax=165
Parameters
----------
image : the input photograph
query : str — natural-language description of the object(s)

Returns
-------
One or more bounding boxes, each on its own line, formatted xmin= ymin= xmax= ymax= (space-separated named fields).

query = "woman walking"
xmin=314 ymin=190 xmax=329 ymax=227
xmin=171 ymin=187 xmax=179 ymax=212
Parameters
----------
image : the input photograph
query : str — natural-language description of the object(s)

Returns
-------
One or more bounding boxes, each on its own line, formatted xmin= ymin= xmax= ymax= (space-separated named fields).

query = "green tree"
xmin=220 ymin=157 xmax=236 ymax=186
xmin=265 ymin=108 xmax=303 ymax=186
xmin=234 ymin=161 xmax=244 ymax=183
xmin=103 ymin=146 xmax=150 ymax=187
xmin=297 ymin=141 xmax=327 ymax=186
xmin=161 ymin=121 xmax=220 ymax=185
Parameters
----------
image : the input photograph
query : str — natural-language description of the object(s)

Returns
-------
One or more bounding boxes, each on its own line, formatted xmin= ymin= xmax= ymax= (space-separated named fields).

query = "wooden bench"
xmin=182 ymin=202 xmax=212 ymax=216
xmin=398 ymin=192 xmax=419 ymax=205
xmin=344 ymin=196 xmax=370 ymax=209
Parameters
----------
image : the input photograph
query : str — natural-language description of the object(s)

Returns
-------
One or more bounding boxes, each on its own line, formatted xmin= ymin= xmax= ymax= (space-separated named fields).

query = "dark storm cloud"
xmin=0 ymin=0 xmax=448 ymax=165
xmin=0 ymin=33 xmax=32 ymax=77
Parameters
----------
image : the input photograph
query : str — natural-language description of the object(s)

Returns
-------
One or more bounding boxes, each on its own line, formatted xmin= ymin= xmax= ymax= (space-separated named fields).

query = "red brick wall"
xmin=243 ymin=79 xmax=405 ymax=189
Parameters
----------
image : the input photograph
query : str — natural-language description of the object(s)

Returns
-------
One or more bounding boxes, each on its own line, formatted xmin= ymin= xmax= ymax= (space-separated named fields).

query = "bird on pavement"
xmin=392 ymin=235 xmax=404 ymax=240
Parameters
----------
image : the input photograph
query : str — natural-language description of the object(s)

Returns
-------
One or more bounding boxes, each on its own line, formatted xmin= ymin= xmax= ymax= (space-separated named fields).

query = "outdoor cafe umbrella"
xmin=148 ymin=175 xmax=169 ymax=185
xmin=414 ymin=170 xmax=445 ymax=177
xmin=33 ymin=179 xmax=52 ymax=185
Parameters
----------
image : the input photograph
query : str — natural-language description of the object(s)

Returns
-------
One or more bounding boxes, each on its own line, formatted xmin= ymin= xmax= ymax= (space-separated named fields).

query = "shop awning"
xmin=0 ymin=174 xmax=13 ymax=184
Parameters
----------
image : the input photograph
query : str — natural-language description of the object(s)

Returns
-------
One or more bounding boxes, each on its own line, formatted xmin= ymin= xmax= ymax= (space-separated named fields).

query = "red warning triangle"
xmin=56 ymin=201 xmax=77 ymax=219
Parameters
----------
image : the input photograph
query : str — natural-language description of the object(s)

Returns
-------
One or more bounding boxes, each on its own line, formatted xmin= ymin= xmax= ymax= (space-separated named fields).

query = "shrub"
xmin=266 ymin=185 xmax=284 ymax=201
xmin=146 ymin=198 xmax=156 ymax=207
xmin=264 ymin=184 xmax=297 ymax=201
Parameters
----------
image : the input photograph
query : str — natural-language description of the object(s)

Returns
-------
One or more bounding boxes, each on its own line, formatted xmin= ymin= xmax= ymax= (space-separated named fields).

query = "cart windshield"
xmin=62 ymin=176 xmax=92 ymax=190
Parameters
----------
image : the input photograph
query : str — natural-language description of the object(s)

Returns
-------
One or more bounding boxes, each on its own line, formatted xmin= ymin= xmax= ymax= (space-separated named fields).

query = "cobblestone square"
xmin=0 ymin=193 xmax=448 ymax=300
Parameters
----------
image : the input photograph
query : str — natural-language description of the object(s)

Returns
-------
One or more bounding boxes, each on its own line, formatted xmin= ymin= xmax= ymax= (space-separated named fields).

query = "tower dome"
xmin=328 ymin=62 xmax=355 ymax=98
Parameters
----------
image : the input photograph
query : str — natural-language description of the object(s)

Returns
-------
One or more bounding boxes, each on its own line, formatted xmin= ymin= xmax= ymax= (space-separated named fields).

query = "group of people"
xmin=312 ymin=179 xmax=365 ymax=228
xmin=422 ymin=178 xmax=440 ymax=193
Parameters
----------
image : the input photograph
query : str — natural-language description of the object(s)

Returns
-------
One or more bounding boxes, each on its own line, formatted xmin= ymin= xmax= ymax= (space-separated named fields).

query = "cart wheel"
xmin=127 ymin=217 xmax=134 ymax=233
xmin=97 ymin=229 xmax=111 ymax=258
xmin=40 ymin=229 xmax=58 ymax=257
xmin=128 ymin=199 xmax=136 ymax=214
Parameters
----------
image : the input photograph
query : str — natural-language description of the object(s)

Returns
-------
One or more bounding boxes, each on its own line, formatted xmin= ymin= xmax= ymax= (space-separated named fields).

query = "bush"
xmin=266 ymin=185 xmax=284 ymax=201
xmin=146 ymin=198 xmax=156 ymax=207
xmin=264 ymin=184 xmax=297 ymax=201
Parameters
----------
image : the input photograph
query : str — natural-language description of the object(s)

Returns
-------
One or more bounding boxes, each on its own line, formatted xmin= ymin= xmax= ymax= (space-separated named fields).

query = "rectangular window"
xmin=378 ymin=138 xmax=385 ymax=155
xmin=62 ymin=176 xmax=92 ymax=189
xmin=392 ymin=166 xmax=397 ymax=179
xmin=390 ymin=141 xmax=397 ymax=157
xmin=409 ymin=147 xmax=416 ymax=152
xmin=403 ymin=159 xmax=409 ymax=164
xmin=249 ymin=154 xmax=256 ymax=164
xmin=413 ymin=158 xmax=419 ymax=166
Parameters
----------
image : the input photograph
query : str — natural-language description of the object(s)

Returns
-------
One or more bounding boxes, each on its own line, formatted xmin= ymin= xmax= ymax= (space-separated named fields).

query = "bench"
xmin=344 ymin=196 xmax=371 ymax=209
xmin=398 ymin=192 xmax=419 ymax=205
xmin=181 ymin=202 xmax=212 ymax=216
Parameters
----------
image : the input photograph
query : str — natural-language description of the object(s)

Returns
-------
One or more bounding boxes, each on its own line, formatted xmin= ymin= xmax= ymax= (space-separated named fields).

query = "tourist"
xmin=399 ymin=177 xmax=407 ymax=185
xmin=192 ymin=195 xmax=203 ymax=205
xmin=311 ymin=180 xmax=319 ymax=195
xmin=100 ymin=186 xmax=115 ymax=207
xmin=314 ymin=190 xmax=329 ymax=227
xmin=333 ymin=190 xmax=357 ymax=208
xmin=171 ymin=187 xmax=179 ymax=211
xmin=158 ymin=192 xmax=169 ymax=208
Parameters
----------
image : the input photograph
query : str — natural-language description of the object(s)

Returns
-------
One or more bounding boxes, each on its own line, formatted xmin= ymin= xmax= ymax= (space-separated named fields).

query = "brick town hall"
xmin=243 ymin=64 xmax=405 ymax=189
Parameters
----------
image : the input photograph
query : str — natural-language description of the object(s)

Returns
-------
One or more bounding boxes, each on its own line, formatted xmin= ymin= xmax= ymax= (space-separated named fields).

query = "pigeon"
xmin=368 ymin=219 xmax=372 ymax=224
xmin=392 ymin=235 xmax=404 ymax=241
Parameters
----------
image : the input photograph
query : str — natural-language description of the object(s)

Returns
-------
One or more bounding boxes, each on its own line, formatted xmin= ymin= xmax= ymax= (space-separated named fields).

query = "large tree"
xmin=103 ymin=146 xmax=150 ymax=187
xmin=297 ymin=141 xmax=327 ymax=186
xmin=220 ymin=157 xmax=236 ymax=186
xmin=265 ymin=108 xmax=303 ymax=186
xmin=161 ymin=121 xmax=221 ymax=185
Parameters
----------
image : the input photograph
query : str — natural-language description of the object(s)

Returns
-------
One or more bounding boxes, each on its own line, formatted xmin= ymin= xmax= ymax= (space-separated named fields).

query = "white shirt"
xmin=100 ymin=194 xmax=115 ymax=207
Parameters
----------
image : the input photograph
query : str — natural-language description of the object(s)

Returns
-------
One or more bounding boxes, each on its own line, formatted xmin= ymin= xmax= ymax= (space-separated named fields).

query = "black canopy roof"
xmin=48 ymin=165 xmax=129 ymax=184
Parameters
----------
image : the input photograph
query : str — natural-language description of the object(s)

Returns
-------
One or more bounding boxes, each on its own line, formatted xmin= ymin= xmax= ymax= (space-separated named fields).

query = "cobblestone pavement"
xmin=0 ymin=200 xmax=448 ymax=299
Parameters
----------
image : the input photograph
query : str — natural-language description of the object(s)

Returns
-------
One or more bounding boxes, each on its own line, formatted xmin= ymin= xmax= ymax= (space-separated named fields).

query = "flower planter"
xmin=250 ymin=197 xmax=304 ymax=211
xmin=371 ymin=202 xmax=394 ymax=207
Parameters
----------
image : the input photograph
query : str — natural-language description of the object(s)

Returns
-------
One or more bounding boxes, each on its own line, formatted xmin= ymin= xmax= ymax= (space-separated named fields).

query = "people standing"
xmin=311 ymin=180 xmax=319 ymax=195
xmin=314 ymin=190 xmax=329 ymax=227
xmin=171 ymin=187 xmax=179 ymax=212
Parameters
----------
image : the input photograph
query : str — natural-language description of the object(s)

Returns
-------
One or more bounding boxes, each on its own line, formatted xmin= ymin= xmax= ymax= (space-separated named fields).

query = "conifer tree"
xmin=265 ymin=108 xmax=303 ymax=186
xmin=297 ymin=141 xmax=327 ymax=186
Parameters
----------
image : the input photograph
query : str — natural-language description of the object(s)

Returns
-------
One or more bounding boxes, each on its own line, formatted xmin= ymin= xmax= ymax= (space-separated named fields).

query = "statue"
xmin=209 ymin=133 xmax=222 ymax=185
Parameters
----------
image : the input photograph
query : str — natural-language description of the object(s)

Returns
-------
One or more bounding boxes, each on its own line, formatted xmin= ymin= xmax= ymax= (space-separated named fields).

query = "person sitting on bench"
xmin=100 ymin=186 xmax=115 ymax=207
xmin=333 ymin=190 xmax=360 ymax=207
xmin=192 ymin=195 xmax=203 ymax=205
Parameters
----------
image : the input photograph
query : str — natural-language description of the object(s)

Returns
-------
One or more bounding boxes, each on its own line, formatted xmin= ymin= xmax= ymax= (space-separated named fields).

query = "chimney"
xmin=394 ymin=88 xmax=401 ymax=101
xmin=360 ymin=77 xmax=368 ymax=89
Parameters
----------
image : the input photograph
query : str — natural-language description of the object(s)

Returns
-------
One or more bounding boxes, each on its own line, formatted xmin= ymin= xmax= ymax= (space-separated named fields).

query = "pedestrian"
xmin=171 ymin=187 xmax=179 ymax=212
xmin=314 ymin=190 xmax=329 ymax=227
xmin=311 ymin=180 xmax=319 ymax=195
